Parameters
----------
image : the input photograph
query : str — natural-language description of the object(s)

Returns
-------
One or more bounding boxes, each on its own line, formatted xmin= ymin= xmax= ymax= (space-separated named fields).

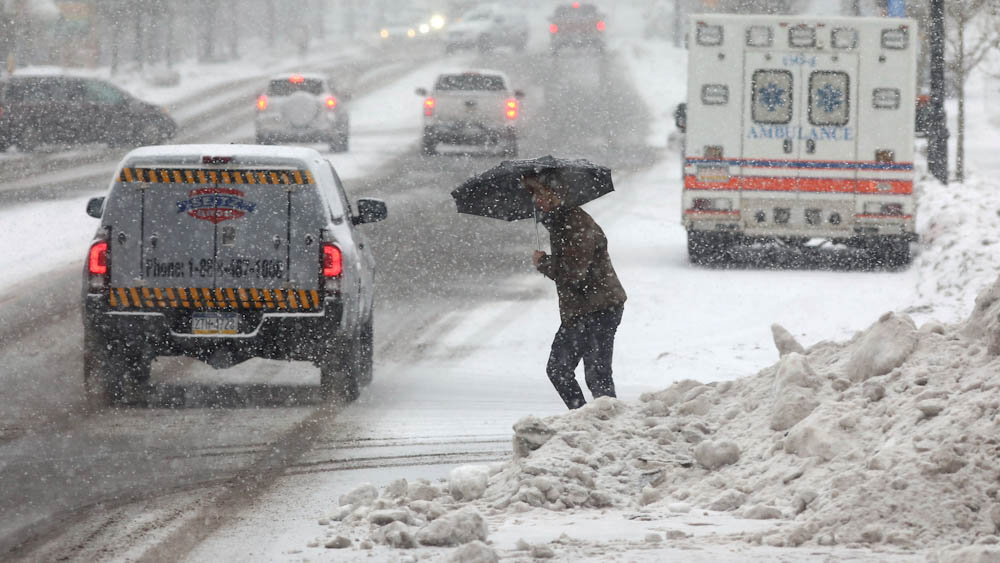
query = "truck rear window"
xmin=267 ymin=79 xmax=324 ymax=96
xmin=434 ymin=74 xmax=506 ymax=91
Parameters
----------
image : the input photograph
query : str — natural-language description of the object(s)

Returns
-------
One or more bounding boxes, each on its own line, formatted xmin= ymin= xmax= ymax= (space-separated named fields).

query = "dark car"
xmin=0 ymin=74 xmax=177 ymax=152
xmin=548 ymin=3 xmax=606 ymax=54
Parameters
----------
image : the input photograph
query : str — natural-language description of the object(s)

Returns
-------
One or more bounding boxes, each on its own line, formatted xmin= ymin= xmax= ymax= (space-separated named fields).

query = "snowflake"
xmin=815 ymin=83 xmax=843 ymax=113
xmin=757 ymin=83 xmax=786 ymax=112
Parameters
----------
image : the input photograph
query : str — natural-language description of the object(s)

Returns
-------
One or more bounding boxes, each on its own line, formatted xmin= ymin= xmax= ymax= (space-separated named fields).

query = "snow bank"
xmin=312 ymin=276 xmax=1000 ymax=558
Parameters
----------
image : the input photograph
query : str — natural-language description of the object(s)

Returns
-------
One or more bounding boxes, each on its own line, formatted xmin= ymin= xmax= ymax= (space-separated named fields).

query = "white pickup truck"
xmin=416 ymin=70 xmax=524 ymax=156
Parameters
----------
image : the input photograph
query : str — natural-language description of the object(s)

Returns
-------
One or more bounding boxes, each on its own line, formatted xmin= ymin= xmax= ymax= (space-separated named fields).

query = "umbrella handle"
xmin=534 ymin=208 xmax=540 ymax=251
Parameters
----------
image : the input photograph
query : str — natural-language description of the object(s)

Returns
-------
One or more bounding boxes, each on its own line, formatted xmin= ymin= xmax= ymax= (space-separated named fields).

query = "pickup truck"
xmin=416 ymin=70 xmax=524 ymax=156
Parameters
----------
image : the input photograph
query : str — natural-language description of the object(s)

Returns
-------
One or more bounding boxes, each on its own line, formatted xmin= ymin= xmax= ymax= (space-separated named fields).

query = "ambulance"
xmin=681 ymin=14 xmax=918 ymax=265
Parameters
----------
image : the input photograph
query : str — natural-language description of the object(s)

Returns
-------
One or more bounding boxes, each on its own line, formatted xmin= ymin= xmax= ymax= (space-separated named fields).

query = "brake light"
xmin=88 ymin=240 xmax=108 ymax=276
xmin=257 ymin=94 xmax=268 ymax=111
xmin=325 ymin=95 xmax=338 ymax=109
xmin=505 ymin=98 xmax=518 ymax=120
xmin=322 ymin=244 xmax=342 ymax=277
xmin=289 ymin=74 xmax=305 ymax=84
xmin=549 ymin=23 xmax=558 ymax=34
xmin=573 ymin=1 xmax=580 ymax=7
xmin=596 ymin=20 xmax=606 ymax=31
xmin=424 ymin=97 xmax=436 ymax=116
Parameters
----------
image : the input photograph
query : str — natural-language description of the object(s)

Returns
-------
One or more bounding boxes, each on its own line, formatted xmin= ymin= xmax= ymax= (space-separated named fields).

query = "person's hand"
xmin=532 ymin=250 xmax=547 ymax=266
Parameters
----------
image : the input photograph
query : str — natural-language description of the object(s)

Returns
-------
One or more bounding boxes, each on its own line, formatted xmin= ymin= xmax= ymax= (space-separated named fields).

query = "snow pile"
xmin=313 ymin=277 xmax=1000 ymax=558
xmin=915 ymin=174 xmax=1000 ymax=323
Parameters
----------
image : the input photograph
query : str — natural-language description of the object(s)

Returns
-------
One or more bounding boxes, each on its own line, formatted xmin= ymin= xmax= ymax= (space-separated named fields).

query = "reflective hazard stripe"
xmin=115 ymin=167 xmax=319 ymax=185
xmin=106 ymin=288 xmax=322 ymax=311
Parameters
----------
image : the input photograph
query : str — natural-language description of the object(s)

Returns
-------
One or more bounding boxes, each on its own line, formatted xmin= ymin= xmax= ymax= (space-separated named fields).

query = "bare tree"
xmin=944 ymin=0 xmax=1000 ymax=182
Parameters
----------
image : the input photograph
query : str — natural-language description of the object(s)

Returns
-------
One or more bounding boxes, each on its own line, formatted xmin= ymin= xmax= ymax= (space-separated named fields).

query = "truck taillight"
xmin=505 ymin=98 xmax=518 ymax=120
xmin=257 ymin=94 xmax=268 ymax=111
xmin=596 ymin=20 xmax=606 ymax=31
xmin=89 ymin=240 xmax=108 ymax=275
xmin=423 ymin=97 xmax=436 ymax=116
xmin=325 ymin=95 xmax=338 ymax=109
xmin=549 ymin=24 xmax=558 ymax=34
xmin=322 ymin=243 xmax=342 ymax=277
xmin=88 ymin=240 xmax=109 ymax=291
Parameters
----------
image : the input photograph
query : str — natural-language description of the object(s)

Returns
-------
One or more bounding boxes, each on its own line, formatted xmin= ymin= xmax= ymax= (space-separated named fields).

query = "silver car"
xmin=81 ymin=144 xmax=387 ymax=406
xmin=254 ymin=73 xmax=351 ymax=152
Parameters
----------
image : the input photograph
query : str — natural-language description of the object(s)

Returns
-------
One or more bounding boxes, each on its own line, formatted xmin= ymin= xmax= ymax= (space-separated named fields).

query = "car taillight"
xmin=549 ymin=23 xmax=558 ymax=34
xmin=322 ymin=243 xmax=342 ymax=277
xmin=289 ymin=74 xmax=305 ymax=84
xmin=573 ymin=1 xmax=580 ymax=7
xmin=596 ymin=20 xmax=606 ymax=31
xmin=257 ymin=94 xmax=268 ymax=111
xmin=424 ymin=97 xmax=436 ymax=116
xmin=325 ymin=95 xmax=338 ymax=109
xmin=505 ymin=98 xmax=518 ymax=120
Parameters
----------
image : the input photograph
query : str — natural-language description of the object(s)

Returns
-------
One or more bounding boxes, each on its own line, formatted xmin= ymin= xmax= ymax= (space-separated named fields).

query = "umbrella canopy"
xmin=450 ymin=155 xmax=614 ymax=221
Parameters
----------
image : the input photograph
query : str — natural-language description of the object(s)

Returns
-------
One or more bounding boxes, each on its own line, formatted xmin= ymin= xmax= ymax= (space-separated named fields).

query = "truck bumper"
xmin=425 ymin=123 xmax=513 ymax=146
xmin=83 ymin=293 xmax=345 ymax=365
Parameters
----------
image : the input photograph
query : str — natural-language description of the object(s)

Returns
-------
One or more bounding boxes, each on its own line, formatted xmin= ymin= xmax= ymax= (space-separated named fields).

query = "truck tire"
xmin=502 ymin=132 xmax=518 ymax=157
xmin=421 ymin=130 xmax=438 ymax=155
xmin=84 ymin=332 xmax=150 ymax=409
xmin=319 ymin=337 xmax=360 ymax=402
xmin=329 ymin=133 xmax=349 ymax=153
xmin=687 ymin=231 xmax=731 ymax=266
xmin=358 ymin=321 xmax=374 ymax=386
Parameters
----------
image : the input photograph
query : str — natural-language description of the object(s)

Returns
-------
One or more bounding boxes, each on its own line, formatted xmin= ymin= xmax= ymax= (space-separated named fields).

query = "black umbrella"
xmin=450 ymin=155 xmax=615 ymax=222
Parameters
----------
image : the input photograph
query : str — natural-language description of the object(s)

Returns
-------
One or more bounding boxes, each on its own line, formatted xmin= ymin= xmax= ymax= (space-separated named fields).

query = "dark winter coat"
xmin=536 ymin=207 xmax=627 ymax=323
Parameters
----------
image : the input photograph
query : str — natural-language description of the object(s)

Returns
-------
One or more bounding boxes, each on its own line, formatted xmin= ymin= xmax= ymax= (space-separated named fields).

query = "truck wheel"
xmin=84 ymin=333 xmax=150 ymax=409
xmin=421 ymin=130 xmax=437 ymax=155
xmin=502 ymin=132 xmax=518 ymax=158
xmin=319 ymin=338 xmax=360 ymax=402
xmin=358 ymin=321 xmax=374 ymax=386
xmin=329 ymin=133 xmax=349 ymax=153
xmin=687 ymin=231 xmax=731 ymax=266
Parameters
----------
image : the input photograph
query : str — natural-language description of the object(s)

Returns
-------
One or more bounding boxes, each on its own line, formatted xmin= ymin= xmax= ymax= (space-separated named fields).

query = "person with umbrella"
xmin=523 ymin=171 xmax=627 ymax=410
xmin=451 ymin=155 xmax=626 ymax=409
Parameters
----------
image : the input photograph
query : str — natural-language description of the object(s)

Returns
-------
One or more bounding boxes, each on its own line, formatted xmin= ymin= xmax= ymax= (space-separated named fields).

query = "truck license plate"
xmin=191 ymin=312 xmax=239 ymax=335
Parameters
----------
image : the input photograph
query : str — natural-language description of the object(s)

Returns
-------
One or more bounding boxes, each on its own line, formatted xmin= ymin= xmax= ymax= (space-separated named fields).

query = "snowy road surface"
xmin=0 ymin=2 xmax=988 ymax=561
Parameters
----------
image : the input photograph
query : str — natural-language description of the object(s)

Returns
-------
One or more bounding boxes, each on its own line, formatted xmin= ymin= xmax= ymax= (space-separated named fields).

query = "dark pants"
xmin=546 ymin=306 xmax=623 ymax=409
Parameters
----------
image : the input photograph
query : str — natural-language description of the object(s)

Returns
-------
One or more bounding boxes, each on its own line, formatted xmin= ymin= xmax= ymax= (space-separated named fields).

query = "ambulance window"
xmin=831 ymin=27 xmax=858 ymax=49
xmin=696 ymin=23 xmax=723 ymax=46
xmin=751 ymin=70 xmax=793 ymax=124
xmin=873 ymin=88 xmax=901 ymax=109
xmin=808 ymin=71 xmax=850 ymax=126
xmin=881 ymin=27 xmax=909 ymax=49
xmin=701 ymin=84 xmax=729 ymax=105
xmin=788 ymin=26 xmax=816 ymax=48
xmin=746 ymin=26 xmax=772 ymax=47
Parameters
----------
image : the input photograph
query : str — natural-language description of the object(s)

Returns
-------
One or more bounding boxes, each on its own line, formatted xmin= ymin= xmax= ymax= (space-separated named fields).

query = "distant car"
xmin=445 ymin=4 xmax=529 ymax=53
xmin=81 ymin=144 xmax=387 ymax=406
xmin=548 ymin=3 xmax=607 ymax=54
xmin=254 ymin=73 xmax=350 ymax=153
xmin=0 ymin=74 xmax=176 ymax=152
xmin=416 ymin=70 xmax=524 ymax=156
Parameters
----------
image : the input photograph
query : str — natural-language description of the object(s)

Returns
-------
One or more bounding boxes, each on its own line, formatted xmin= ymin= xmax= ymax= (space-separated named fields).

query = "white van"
xmin=681 ymin=14 xmax=918 ymax=266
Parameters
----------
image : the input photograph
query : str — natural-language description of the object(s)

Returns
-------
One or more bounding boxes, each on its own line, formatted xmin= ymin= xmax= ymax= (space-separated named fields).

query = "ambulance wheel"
xmin=319 ymin=338 xmax=360 ymax=402
xmin=687 ymin=231 xmax=731 ymax=266
xmin=875 ymin=237 xmax=912 ymax=269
